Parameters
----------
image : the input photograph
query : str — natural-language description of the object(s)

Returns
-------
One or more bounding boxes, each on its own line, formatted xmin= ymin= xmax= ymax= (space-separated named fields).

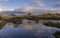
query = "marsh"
xmin=0 ymin=19 xmax=60 ymax=38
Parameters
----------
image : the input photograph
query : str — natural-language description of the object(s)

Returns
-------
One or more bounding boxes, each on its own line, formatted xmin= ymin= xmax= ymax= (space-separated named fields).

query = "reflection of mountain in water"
xmin=0 ymin=20 xmax=60 ymax=38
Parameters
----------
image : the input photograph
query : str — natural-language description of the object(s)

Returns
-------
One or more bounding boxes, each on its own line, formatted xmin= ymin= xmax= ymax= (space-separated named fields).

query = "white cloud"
xmin=21 ymin=5 xmax=34 ymax=12
xmin=5 ymin=8 xmax=14 ymax=11
xmin=20 ymin=0 xmax=59 ymax=14
xmin=20 ymin=0 xmax=45 ymax=12
xmin=0 ymin=7 xmax=4 ymax=11
xmin=0 ymin=0 xmax=14 ymax=11
xmin=32 ymin=1 xmax=45 ymax=6
xmin=0 ymin=7 xmax=14 ymax=11
xmin=0 ymin=0 xmax=8 ymax=6
xmin=20 ymin=5 xmax=60 ymax=15
xmin=26 ymin=0 xmax=45 ymax=7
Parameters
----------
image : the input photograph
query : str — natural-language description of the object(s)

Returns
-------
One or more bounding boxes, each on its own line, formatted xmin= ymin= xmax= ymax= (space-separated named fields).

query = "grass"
xmin=0 ymin=20 xmax=7 ymax=29
xmin=54 ymin=31 xmax=60 ymax=38
xmin=0 ymin=13 xmax=60 ymax=29
xmin=43 ymin=22 xmax=60 ymax=28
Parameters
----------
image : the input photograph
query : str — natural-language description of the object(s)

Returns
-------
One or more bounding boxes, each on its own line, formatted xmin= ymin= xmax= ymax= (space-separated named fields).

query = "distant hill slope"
xmin=0 ymin=11 xmax=26 ymax=16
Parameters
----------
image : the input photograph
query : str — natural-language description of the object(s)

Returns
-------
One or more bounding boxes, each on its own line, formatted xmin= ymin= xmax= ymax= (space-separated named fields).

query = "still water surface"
xmin=0 ymin=19 xmax=60 ymax=38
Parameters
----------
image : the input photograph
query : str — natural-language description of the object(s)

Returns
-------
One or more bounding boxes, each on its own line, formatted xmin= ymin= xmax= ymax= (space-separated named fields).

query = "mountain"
xmin=0 ymin=8 xmax=60 ymax=16
xmin=0 ymin=10 xmax=26 ymax=16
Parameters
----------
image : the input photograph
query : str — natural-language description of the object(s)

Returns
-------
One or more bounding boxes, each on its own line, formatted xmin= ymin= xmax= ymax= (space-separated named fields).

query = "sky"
xmin=0 ymin=0 xmax=60 ymax=12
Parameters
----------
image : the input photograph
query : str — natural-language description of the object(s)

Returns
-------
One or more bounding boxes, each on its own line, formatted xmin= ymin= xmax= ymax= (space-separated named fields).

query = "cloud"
xmin=0 ymin=7 xmax=14 ymax=11
xmin=0 ymin=7 xmax=4 ymax=11
xmin=46 ymin=0 xmax=60 ymax=2
xmin=5 ymin=8 xmax=14 ymax=11
xmin=33 ymin=0 xmax=60 ymax=7
xmin=0 ymin=0 xmax=45 ymax=11
xmin=20 ymin=5 xmax=60 ymax=15
xmin=4 ymin=0 xmax=60 ymax=15
xmin=27 ymin=0 xmax=45 ymax=7
xmin=0 ymin=0 xmax=8 ymax=6
xmin=0 ymin=0 xmax=15 ymax=11
xmin=0 ymin=0 xmax=60 ymax=15
xmin=21 ymin=5 xmax=34 ymax=12
xmin=31 ymin=1 xmax=45 ymax=6
xmin=53 ymin=4 xmax=60 ymax=8
xmin=37 ymin=0 xmax=60 ymax=2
